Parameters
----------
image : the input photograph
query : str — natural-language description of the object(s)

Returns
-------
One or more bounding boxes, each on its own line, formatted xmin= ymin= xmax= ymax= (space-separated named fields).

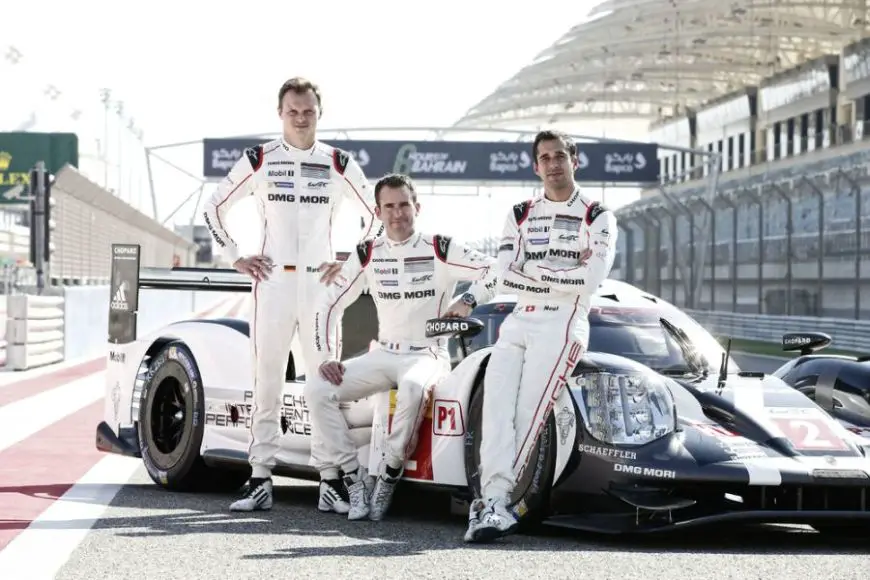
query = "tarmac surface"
xmin=52 ymin=466 xmax=869 ymax=580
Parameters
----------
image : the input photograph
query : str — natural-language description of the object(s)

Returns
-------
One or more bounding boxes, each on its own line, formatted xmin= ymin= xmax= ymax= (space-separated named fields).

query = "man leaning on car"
xmin=305 ymin=172 xmax=499 ymax=522
xmin=464 ymin=129 xmax=618 ymax=543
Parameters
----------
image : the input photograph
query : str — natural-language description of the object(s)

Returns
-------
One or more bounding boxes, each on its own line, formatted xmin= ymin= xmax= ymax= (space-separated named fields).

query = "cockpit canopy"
xmin=452 ymin=279 xmax=739 ymax=375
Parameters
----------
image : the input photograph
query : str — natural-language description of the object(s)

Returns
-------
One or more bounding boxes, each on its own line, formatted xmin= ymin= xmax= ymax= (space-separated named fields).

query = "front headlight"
xmin=572 ymin=370 xmax=677 ymax=446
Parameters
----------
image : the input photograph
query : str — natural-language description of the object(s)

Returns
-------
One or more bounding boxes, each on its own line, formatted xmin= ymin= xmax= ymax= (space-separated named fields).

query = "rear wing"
xmin=107 ymin=243 xmax=351 ymax=345
xmin=109 ymin=243 xmax=254 ymax=345
xmin=139 ymin=266 xmax=252 ymax=292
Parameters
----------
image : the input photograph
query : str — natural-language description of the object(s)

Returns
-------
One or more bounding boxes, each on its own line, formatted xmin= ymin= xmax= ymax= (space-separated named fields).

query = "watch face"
xmin=462 ymin=294 xmax=475 ymax=306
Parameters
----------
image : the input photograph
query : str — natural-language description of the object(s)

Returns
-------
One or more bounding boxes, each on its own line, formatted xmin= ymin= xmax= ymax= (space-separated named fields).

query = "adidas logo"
xmin=110 ymin=281 xmax=129 ymax=310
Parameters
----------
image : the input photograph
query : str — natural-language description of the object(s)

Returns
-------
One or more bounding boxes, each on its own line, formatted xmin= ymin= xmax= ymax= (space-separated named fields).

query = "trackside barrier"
xmin=685 ymin=309 xmax=870 ymax=353
xmin=0 ymin=287 xmax=235 ymax=370
xmin=5 ymin=294 xmax=65 ymax=370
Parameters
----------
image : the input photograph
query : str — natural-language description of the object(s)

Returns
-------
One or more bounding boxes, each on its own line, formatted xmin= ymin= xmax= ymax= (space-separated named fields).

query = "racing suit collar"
xmin=541 ymin=185 xmax=580 ymax=205
xmin=280 ymin=137 xmax=317 ymax=155
xmin=384 ymin=230 xmax=420 ymax=250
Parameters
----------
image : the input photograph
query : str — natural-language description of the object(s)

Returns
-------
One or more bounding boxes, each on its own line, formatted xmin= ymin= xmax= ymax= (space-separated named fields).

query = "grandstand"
xmin=454 ymin=0 xmax=870 ymax=320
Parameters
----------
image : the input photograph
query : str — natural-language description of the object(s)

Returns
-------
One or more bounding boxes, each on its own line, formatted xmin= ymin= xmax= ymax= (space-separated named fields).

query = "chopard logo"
xmin=426 ymin=320 xmax=469 ymax=334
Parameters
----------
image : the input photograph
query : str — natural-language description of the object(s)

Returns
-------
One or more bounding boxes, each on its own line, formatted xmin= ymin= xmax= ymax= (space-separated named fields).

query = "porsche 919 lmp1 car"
xmin=97 ymin=244 xmax=870 ymax=535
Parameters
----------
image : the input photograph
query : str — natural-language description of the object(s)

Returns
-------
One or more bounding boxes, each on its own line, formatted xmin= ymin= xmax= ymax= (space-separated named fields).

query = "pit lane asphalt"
xmin=56 ymin=352 xmax=866 ymax=579
xmin=56 ymin=464 xmax=869 ymax=580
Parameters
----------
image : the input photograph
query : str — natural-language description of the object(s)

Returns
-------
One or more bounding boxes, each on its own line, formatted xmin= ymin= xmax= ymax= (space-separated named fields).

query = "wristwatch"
xmin=460 ymin=292 xmax=477 ymax=309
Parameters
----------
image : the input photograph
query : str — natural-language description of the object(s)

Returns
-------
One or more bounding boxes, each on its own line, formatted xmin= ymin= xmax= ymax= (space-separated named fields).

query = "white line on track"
xmin=0 ymin=454 xmax=141 ymax=579
xmin=0 ymin=356 xmax=102 ymax=388
xmin=0 ymin=373 xmax=104 ymax=453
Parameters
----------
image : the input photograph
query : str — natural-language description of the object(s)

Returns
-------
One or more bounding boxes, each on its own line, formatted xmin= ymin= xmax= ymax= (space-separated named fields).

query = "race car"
xmin=97 ymin=243 xmax=870 ymax=535
xmin=769 ymin=332 xmax=870 ymax=444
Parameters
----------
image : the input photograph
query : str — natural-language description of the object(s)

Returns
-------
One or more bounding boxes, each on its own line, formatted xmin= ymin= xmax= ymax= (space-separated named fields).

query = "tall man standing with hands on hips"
xmin=464 ymin=129 xmax=618 ymax=543
xmin=202 ymin=77 xmax=382 ymax=514
xmin=306 ymin=173 xmax=499 ymax=521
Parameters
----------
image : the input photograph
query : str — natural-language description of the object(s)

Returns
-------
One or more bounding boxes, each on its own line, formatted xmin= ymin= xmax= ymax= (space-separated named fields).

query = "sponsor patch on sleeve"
xmin=586 ymin=201 xmax=606 ymax=225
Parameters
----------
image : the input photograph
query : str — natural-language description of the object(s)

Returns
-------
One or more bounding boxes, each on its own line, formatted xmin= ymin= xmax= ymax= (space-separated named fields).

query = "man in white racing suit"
xmin=202 ymin=77 xmax=382 ymax=513
xmin=464 ymin=129 xmax=618 ymax=543
xmin=306 ymin=173 xmax=498 ymax=521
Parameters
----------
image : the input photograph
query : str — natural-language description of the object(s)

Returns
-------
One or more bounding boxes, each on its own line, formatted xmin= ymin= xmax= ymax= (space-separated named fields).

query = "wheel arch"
xmin=136 ymin=320 xmax=257 ymax=396
xmin=136 ymin=338 xmax=250 ymax=492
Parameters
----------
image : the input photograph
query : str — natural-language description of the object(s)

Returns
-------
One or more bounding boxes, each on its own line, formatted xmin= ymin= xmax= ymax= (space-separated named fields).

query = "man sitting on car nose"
xmin=305 ymin=173 xmax=498 ymax=521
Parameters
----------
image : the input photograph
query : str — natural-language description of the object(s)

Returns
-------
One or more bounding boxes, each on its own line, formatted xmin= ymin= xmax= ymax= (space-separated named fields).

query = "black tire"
xmin=137 ymin=341 xmax=250 ymax=493
xmin=463 ymin=375 xmax=558 ymax=530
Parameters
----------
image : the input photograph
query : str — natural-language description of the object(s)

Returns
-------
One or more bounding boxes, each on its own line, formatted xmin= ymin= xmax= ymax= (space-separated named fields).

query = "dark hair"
xmin=277 ymin=77 xmax=323 ymax=115
xmin=532 ymin=129 xmax=577 ymax=161
xmin=374 ymin=173 xmax=417 ymax=206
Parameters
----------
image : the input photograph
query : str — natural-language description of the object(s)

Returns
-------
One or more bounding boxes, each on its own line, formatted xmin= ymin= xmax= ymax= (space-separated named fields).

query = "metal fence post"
xmin=688 ymin=195 xmax=716 ymax=310
xmin=737 ymin=186 xmax=764 ymax=314
xmin=649 ymin=205 xmax=678 ymax=304
xmin=798 ymin=175 xmax=825 ymax=315
xmin=616 ymin=220 xmax=635 ymax=284
xmin=835 ymin=168 xmax=864 ymax=319
xmin=768 ymin=181 xmax=794 ymax=316
xmin=714 ymin=192 xmax=739 ymax=312
xmin=658 ymin=189 xmax=697 ymax=308
xmin=30 ymin=161 xmax=47 ymax=295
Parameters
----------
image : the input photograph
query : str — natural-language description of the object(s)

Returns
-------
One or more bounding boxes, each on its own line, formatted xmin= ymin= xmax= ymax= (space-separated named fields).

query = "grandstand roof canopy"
xmin=454 ymin=0 xmax=870 ymax=128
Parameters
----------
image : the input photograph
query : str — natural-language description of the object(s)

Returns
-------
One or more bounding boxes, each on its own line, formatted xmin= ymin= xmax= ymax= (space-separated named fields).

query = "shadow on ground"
xmin=4 ymin=478 xmax=869 ymax=559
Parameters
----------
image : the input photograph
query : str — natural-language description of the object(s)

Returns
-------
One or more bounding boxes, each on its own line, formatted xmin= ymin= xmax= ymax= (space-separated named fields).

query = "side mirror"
xmin=425 ymin=317 xmax=484 ymax=340
xmin=782 ymin=332 xmax=831 ymax=356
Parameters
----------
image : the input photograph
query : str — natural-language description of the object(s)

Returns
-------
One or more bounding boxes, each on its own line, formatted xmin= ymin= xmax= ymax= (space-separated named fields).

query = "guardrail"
xmin=5 ymin=294 xmax=65 ymax=370
xmin=0 ymin=285 xmax=237 ymax=371
xmin=685 ymin=309 xmax=870 ymax=353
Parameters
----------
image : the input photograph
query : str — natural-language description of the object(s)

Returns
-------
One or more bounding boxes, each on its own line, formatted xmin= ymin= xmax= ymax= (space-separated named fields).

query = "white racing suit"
xmin=306 ymin=232 xmax=498 ymax=483
xmin=472 ymin=188 xmax=617 ymax=535
xmin=202 ymin=138 xmax=381 ymax=479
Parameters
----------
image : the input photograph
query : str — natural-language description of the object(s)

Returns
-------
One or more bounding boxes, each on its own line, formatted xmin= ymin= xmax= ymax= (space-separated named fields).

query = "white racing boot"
xmin=344 ymin=466 xmax=374 ymax=520
xmin=318 ymin=479 xmax=351 ymax=514
xmin=369 ymin=465 xmax=404 ymax=521
xmin=229 ymin=477 xmax=273 ymax=512
xmin=464 ymin=496 xmax=518 ymax=543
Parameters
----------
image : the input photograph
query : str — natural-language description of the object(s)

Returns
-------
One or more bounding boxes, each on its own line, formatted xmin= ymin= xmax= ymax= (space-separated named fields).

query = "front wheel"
xmin=137 ymin=341 xmax=249 ymax=492
xmin=463 ymin=377 xmax=557 ymax=529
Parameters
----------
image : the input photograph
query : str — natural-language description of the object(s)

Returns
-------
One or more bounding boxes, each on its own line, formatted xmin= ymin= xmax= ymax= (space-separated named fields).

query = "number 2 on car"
xmin=770 ymin=416 xmax=849 ymax=451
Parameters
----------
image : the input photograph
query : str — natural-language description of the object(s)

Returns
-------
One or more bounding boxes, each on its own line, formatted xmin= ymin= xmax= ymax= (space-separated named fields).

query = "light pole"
xmin=100 ymin=88 xmax=112 ymax=190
